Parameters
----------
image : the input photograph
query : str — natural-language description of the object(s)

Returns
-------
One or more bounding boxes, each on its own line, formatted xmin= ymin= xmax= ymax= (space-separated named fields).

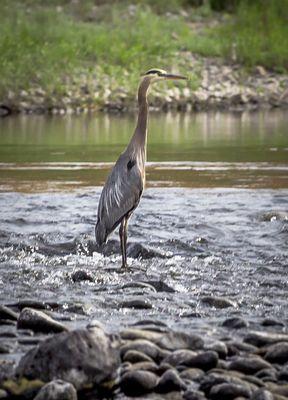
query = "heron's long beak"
xmin=163 ymin=73 xmax=188 ymax=80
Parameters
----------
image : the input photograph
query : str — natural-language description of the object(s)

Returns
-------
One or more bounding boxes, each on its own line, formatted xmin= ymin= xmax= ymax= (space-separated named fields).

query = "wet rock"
xmin=144 ymin=280 xmax=175 ymax=293
xmin=71 ymin=269 xmax=94 ymax=282
xmin=123 ymin=350 xmax=154 ymax=364
xmin=120 ymin=370 xmax=158 ymax=396
xmin=0 ymin=306 xmax=18 ymax=321
xmin=120 ymin=298 xmax=153 ymax=309
xmin=120 ymin=328 xmax=163 ymax=342
xmin=16 ymin=328 xmax=120 ymax=390
xmin=0 ymin=360 xmax=15 ymax=382
xmin=127 ymin=361 xmax=160 ymax=375
xmin=127 ymin=243 xmax=168 ymax=259
xmin=278 ymin=365 xmax=288 ymax=381
xmin=183 ymin=390 xmax=207 ymax=400
xmin=251 ymin=389 xmax=274 ymax=400
xmin=265 ymin=382 xmax=288 ymax=397
xmin=180 ymin=351 xmax=219 ymax=371
xmin=222 ymin=317 xmax=248 ymax=329
xmin=120 ymin=339 xmax=168 ymax=362
xmin=226 ymin=340 xmax=258 ymax=356
xmin=13 ymin=300 xmax=59 ymax=311
xmin=0 ymin=340 xmax=16 ymax=354
xmin=264 ymin=342 xmax=288 ymax=364
xmin=199 ymin=372 xmax=253 ymax=396
xmin=229 ymin=356 xmax=272 ymax=374
xmin=255 ymin=368 xmax=277 ymax=381
xmin=163 ymin=350 xmax=197 ymax=367
xmin=209 ymin=382 xmax=252 ymax=399
xmin=244 ymin=331 xmax=288 ymax=347
xmin=34 ymin=380 xmax=77 ymax=400
xmin=204 ymin=340 xmax=228 ymax=359
xmin=155 ymin=369 xmax=187 ymax=393
xmin=156 ymin=331 xmax=204 ymax=351
xmin=180 ymin=368 xmax=205 ymax=382
xmin=261 ymin=318 xmax=285 ymax=327
xmin=201 ymin=296 xmax=236 ymax=308
xmin=121 ymin=282 xmax=157 ymax=293
xmin=17 ymin=308 xmax=67 ymax=333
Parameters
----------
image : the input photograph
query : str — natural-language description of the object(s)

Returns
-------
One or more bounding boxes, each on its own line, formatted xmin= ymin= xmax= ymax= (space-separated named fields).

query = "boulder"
xmin=120 ymin=370 xmax=158 ymax=396
xmin=34 ymin=380 xmax=77 ymax=400
xmin=17 ymin=308 xmax=67 ymax=333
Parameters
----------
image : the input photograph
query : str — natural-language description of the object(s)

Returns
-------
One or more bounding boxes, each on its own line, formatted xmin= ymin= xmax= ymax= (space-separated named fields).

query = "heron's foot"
xmin=120 ymin=262 xmax=132 ymax=272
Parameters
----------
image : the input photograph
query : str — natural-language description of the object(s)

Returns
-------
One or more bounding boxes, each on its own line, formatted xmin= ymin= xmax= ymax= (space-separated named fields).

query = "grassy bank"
xmin=0 ymin=0 xmax=287 ymax=109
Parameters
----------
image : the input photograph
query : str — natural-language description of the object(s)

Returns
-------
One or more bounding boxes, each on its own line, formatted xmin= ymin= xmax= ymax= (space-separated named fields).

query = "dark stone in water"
xmin=251 ymin=389 xmax=274 ymax=400
xmin=0 ymin=340 xmax=16 ymax=354
xmin=278 ymin=365 xmax=288 ymax=382
xmin=11 ymin=300 xmax=59 ymax=311
xmin=264 ymin=342 xmax=288 ymax=364
xmin=123 ymin=350 xmax=154 ymax=364
xmin=180 ymin=351 xmax=219 ymax=371
xmin=120 ymin=339 xmax=168 ymax=363
xmin=209 ymin=382 xmax=252 ymax=399
xmin=0 ymin=305 xmax=18 ymax=321
xmin=34 ymin=379 xmax=77 ymax=400
xmin=71 ymin=270 xmax=94 ymax=283
xmin=131 ymin=319 xmax=168 ymax=328
xmin=16 ymin=328 xmax=120 ymax=390
xmin=142 ymin=280 xmax=175 ymax=293
xmin=120 ymin=299 xmax=153 ymax=309
xmin=222 ymin=317 xmax=248 ymax=329
xmin=180 ymin=368 xmax=205 ymax=382
xmin=127 ymin=243 xmax=168 ymax=259
xmin=156 ymin=331 xmax=204 ymax=352
xmin=228 ymin=356 xmax=272 ymax=374
xmin=244 ymin=331 xmax=288 ymax=347
xmin=226 ymin=340 xmax=257 ymax=356
xmin=261 ymin=318 xmax=285 ymax=327
xmin=155 ymin=369 xmax=187 ymax=393
xmin=183 ymin=390 xmax=207 ymax=400
xmin=120 ymin=370 xmax=158 ymax=396
xmin=163 ymin=350 xmax=197 ymax=367
xmin=17 ymin=308 xmax=67 ymax=333
xmin=201 ymin=296 xmax=236 ymax=309
xmin=204 ymin=340 xmax=228 ymax=359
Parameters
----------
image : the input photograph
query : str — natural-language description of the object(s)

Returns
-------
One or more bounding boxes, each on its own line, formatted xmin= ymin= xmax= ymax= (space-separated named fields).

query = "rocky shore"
xmin=1 ymin=54 xmax=288 ymax=117
xmin=1 ymin=303 xmax=288 ymax=400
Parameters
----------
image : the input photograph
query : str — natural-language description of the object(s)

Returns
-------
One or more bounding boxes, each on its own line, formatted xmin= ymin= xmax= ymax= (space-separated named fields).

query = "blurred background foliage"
xmin=0 ymin=0 xmax=287 ymax=97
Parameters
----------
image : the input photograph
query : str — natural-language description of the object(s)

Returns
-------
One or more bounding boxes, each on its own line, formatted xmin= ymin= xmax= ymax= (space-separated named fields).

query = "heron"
xmin=95 ymin=68 xmax=187 ymax=269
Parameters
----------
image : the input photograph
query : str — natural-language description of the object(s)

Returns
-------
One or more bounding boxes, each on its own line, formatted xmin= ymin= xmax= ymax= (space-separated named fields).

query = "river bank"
xmin=1 ymin=53 xmax=288 ymax=116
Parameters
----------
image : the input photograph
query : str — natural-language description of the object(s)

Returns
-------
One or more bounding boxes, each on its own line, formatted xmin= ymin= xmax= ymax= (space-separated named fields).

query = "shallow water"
xmin=0 ymin=111 xmax=287 ymax=356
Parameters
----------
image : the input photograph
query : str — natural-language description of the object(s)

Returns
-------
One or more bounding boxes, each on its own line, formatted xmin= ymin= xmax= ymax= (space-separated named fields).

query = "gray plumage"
xmin=95 ymin=68 xmax=187 ymax=269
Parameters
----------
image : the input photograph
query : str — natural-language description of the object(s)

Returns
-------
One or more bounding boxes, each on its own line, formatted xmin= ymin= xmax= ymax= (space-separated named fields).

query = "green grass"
xmin=0 ymin=0 xmax=287 ymax=104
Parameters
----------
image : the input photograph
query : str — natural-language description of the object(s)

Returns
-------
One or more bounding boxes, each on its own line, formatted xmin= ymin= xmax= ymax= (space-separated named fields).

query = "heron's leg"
xmin=119 ymin=218 xmax=127 ymax=269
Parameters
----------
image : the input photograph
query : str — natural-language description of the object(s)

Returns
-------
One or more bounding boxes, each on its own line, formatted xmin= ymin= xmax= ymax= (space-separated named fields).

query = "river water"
xmin=0 ymin=110 xmax=287 ymax=344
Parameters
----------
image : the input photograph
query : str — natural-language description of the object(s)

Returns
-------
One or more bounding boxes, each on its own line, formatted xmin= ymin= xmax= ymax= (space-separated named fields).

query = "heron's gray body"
xmin=95 ymin=68 xmax=186 ymax=269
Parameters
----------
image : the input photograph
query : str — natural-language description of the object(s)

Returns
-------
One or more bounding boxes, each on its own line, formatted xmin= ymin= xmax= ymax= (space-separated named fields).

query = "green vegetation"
xmin=0 ymin=0 xmax=287 ymax=103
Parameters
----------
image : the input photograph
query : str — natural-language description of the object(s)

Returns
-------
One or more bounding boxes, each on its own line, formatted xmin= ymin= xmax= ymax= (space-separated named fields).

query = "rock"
xmin=265 ymin=382 xmax=288 ymax=397
xmin=180 ymin=368 xmax=205 ymax=382
xmin=226 ymin=340 xmax=258 ymax=356
xmin=120 ymin=339 xmax=168 ymax=362
xmin=120 ymin=299 xmax=153 ymax=309
xmin=199 ymin=372 xmax=254 ymax=396
xmin=0 ymin=340 xmax=16 ymax=354
xmin=255 ymin=368 xmax=277 ymax=381
xmin=229 ymin=356 xmax=272 ymax=374
xmin=278 ymin=365 xmax=288 ymax=381
xmin=180 ymin=351 xmax=219 ymax=371
xmin=244 ymin=331 xmax=288 ymax=347
xmin=127 ymin=243 xmax=168 ymax=259
xmin=127 ymin=361 xmax=159 ymax=375
xmin=0 ymin=360 xmax=15 ymax=382
xmin=0 ymin=105 xmax=11 ymax=118
xmin=264 ymin=342 xmax=288 ymax=364
xmin=156 ymin=331 xmax=204 ymax=351
xmin=120 ymin=370 xmax=158 ymax=396
xmin=204 ymin=340 xmax=228 ymax=359
xmin=34 ymin=380 xmax=77 ymax=400
xmin=163 ymin=350 xmax=197 ymax=367
xmin=0 ymin=306 xmax=18 ymax=321
xmin=144 ymin=280 xmax=175 ymax=293
xmin=222 ymin=317 xmax=248 ymax=329
xmin=71 ymin=270 xmax=94 ymax=282
xmin=209 ymin=382 xmax=252 ymax=399
xmin=183 ymin=390 xmax=207 ymax=400
xmin=0 ymin=389 xmax=7 ymax=398
xmin=17 ymin=308 xmax=67 ymax=333
xmin=120 ymin=328 xmax=163 ymax=342
xmin=201 ymin=296 xmax=236 ymax=308
xmin=155 ymin=369 xmax=187 ymax=393
xmin=16 ymin=328 xmax=120 ymax=390
xmin=251 ymin=389 xmax=274 ymax=400
xmin=123 ymin=350 xmax=154 ymax=364
xmin=261 ymin=318 xmax=285 ymax=327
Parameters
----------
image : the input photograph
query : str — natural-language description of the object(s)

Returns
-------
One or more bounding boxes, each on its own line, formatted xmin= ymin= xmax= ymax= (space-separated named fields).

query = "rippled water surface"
xmin=0 ymin=111 xmax=287 ymax=345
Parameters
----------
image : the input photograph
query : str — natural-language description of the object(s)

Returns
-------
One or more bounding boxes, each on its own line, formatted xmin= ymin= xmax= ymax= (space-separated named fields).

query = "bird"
xmin=95 ymin=68 xmax=187 ymax=269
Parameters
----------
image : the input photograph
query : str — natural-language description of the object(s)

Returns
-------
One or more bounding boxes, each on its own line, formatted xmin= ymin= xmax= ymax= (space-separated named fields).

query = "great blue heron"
xmin=95 ymin=68 xmax=187 ymax=269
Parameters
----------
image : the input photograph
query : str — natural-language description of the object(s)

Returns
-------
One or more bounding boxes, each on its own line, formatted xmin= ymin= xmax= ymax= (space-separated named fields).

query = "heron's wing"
xmin=96 ymin=154 xmax=143 ymax=244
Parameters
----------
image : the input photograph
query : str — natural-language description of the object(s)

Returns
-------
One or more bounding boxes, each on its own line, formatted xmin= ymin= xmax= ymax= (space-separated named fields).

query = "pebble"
xmin=209 ymin=382 xmax=252 ymax=399
xmin=120 ymin=339 xmax=168 ymax=362
xmin=222 ymin=317 xmax=248 ymax=329
xmin=264 ymin=342 xmax=288 ymax=364
xmin=123 ymin=350 xmax=154 ymax=363
xmin=120 ymin=299 xmax=153 ymax=309
xmin=127 ymin=243 xmax=168 ymax=259
xmin=261 ymin=318 xmax=285 ymax=327
xmin=120 ymin=370 xmax=158 ymax=396
xmin=34 ymin=380 xmax=77 ymax=400
xmin=155 ymin=369 xmax=187 ymax=393
xmin=180 ymin=351 xmax=219 ymax=371
xmin=71 ymin=269 xmax=94 ymax=282
xmin=251 ymin=389 xmax=274 ymax=400
xmin=204 ymin=340 xmax=228 ymax=359
xmin=156 ymin=331 xmax=204 ymax=351
xmin=163 ymin=349 xmax=197 ymax=367
xmin=120 ymin=328 xmax=163 ymax=342
xmin=180 ymin=368 xmax=205 ymax=382
xmin=17 ymin=308 xmax=67 ymax=333
xmin=244 ymin=331 xmax=288 ymax=347
xmin=0 ymin=306 xmax=18 ymax=321
xmin=201 ymin=296 xmax=237 ymax=308
xmin=183 ymin=390 xmax=207 ymax=400
xmin=229 ymin=356 xmax=272 ymax=374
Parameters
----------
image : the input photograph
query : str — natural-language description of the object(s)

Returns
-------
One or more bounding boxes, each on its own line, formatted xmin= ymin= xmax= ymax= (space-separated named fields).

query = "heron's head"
xmin=142 ymin=68 xmax=187 ymax=83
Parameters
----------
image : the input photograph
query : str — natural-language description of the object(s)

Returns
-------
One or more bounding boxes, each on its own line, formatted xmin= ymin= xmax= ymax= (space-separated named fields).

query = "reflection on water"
xmin=0 ymin=110 xmax=288 ymax=190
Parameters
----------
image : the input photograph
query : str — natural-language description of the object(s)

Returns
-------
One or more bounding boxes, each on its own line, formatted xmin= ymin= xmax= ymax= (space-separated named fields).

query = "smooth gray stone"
xmin=71 ymin=269 xmax=94 ymax=282
xmin=0 ymin=305 xmax=18 ymax=321
xmin=0 ymin=340 xmax=16 ymax=354
xmin=180 ymin=351 xmax=219 ymax=371
xmin=264 ymin=342 xmax=288 ymax=364
xmin=120 ymin=299 xmax=153 ymax=309
xmin=156 ymin=331 xmax=204 ymax=352
xmin=204 ymin=340 xmax=228 ymax=359
xmin=209 ymin=382 xmax=251 ymax=399
xmin=226 ymin=340 xmax=258 ymax=356
xmin=180 ymin=368 xmax=205 ymax=382
xmin=244 ymin=331 xmax=288 ymax=347
xmin=16 ymin=328 xmax=120 ymax=390
xmin=278 ymin=365 xmax=288 ymax=381
xmin=17 ymin=308 xmax=67 ymax=333
xmin=120 ymin=328 xmax=163 ymax=342
xmin=123 ymin=350 xmax=154 ymax=363
xmin=120 ymin=339 xmax=168 ymax=362
xmin=228 ymin=356 xmax=272 ymax=374
xmin=155 ymin=369 xmax=187 ymax=393
xmin=199 ymin=372 xmax=253 ymax=396
xmin=261 ymin=318 xmax=285 ymax=327
xmin=163 ymin=350 xmax=197 ymax=367
xmin=222 ymin=317 xmax=248 ymax=329
xmin=34 ymin=380 xmax=77 ymax=400
xmin=251 ymin=388 xmax=274 ymax=400
xmin=120 ymin=370 xmax=158 ymax=396
xmin=183 ymin=389 xmax=207 ymax=400
xmin=201 ymin=296 xmax=237 ymax=309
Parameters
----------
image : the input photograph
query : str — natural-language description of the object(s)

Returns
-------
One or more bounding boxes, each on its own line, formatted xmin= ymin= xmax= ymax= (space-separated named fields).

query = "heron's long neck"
xmin=129 ymin=78 xmax=150 ymax=155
